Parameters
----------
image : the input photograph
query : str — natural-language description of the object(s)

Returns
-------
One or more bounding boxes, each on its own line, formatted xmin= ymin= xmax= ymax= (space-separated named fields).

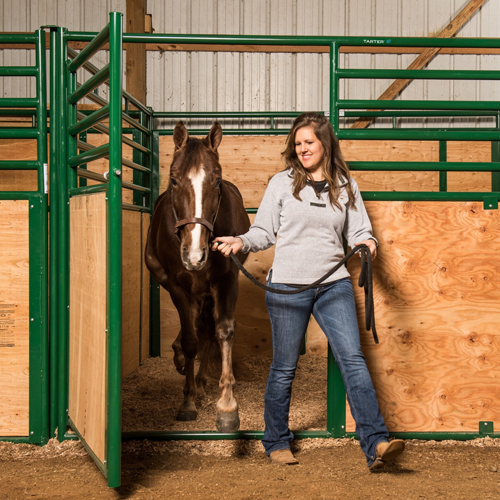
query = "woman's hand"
xmin=355 ymin=239 xmax=378 ymax=261
xmin=211 ymin=236 xmax=244 ymax=257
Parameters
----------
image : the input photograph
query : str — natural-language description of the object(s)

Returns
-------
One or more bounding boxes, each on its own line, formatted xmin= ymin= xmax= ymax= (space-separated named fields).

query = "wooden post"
xmin=351 ymin=0 xmax=488 ymax=129
xmin=125 ymin=0 xmax=146 ymax=105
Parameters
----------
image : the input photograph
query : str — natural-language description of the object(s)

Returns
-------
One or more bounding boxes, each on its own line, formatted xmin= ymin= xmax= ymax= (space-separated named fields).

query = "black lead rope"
xmin=227 ymin=244 xmax=378 ymax=344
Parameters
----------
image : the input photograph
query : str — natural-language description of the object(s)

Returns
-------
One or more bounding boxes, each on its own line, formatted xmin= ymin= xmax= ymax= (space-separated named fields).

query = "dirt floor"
xmin=1 ymin=437 xmax=500 ymax=499
xmin=1 ymin=355 xmax=500 ymax=499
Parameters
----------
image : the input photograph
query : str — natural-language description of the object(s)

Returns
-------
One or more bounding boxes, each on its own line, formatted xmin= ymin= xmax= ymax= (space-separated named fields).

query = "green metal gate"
xmin=0 ymin=29 xmax=49 ymax=445
xmin=50 ymin=13 xmax=156 ymax=487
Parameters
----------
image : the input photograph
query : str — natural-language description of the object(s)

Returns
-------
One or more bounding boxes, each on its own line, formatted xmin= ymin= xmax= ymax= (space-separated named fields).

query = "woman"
xmin=212 ymin=112 xmax=404 ymax=471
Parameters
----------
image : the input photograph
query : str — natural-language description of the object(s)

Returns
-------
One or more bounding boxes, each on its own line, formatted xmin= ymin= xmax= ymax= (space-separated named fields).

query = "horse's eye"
xmin=215 ymin=178 xmax=222 ymax=189
xmin=170 ymin=177 xmax=178 ymax=187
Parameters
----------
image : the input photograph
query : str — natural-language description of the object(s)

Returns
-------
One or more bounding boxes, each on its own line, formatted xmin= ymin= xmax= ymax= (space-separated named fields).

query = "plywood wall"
xmin=69 ymin=193 xmax=107 ymax=463
xmin=0 ymin=199 xmax=30 ymax=436
xmin=122 ymin=209 xmax=150 ymax=378
xmin=346 ymin=201 xmax=500 ymax=433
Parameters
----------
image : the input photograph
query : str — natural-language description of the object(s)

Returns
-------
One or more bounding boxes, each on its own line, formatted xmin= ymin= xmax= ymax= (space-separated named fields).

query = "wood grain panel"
xmin=345 ymin=201 xmax=500 ymax=433
xmin=447 ymin=141 xmax=492 ymax=192
xmin=69 ymin=193 xmax=107 ymax=463
xmin=0 ymin=200 xmax=29 ymax=436
xmin=122 ymin=210 xmax=142 ymax=378
xmin=0 ymin=139 xmax=39 ymax=191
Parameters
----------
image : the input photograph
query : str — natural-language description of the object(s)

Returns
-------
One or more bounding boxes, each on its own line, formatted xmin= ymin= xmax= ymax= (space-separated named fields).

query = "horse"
xmin=145 ymin=121 xmax=250 ymax=433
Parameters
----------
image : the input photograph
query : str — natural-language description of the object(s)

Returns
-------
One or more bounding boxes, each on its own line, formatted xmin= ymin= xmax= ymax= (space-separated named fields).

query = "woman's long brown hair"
xmin=282 ymin=112 xmax=356 ymax=209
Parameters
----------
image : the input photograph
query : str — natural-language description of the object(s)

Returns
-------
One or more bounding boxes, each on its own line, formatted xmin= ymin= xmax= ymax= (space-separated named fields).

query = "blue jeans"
xmin=262 ymin=277 xmax=389 ymax=466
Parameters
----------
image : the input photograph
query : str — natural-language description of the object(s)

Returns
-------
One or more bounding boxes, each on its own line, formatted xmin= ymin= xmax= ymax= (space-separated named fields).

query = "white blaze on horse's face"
xmin=185 ymin=166 xmax=207 ymax=269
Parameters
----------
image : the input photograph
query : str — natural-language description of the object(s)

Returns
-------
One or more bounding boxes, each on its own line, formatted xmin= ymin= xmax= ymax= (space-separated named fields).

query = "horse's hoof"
xmin=175 ymin=367 xmax=186 ymax=376
xmin=176 ymin=410 xmax=198 ymax=422
xmin=216 ymin=410 xmax=240 ymax=433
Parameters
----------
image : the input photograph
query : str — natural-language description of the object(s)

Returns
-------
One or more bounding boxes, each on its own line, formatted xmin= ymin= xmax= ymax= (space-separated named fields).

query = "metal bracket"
xmin=483 ymin=196 xmax=498 ymax=210
xmin=479 ymin=421 xmax=494 ymax=436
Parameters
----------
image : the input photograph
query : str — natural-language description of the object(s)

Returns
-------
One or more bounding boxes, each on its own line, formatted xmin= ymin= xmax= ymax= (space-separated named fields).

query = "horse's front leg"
xmin=170 ymin=287 xmax=200 ymax=422
xmin=213 ymin=273 xmax=240 ymax=433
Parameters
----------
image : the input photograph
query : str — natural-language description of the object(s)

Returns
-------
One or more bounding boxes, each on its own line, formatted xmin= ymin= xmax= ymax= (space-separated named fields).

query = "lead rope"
xmin=227 ymin=244 xmax=378 ymax=344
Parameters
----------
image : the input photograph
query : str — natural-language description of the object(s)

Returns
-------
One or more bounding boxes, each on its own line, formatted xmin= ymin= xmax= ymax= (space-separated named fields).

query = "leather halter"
xmin=171 ymin=182 xmax=222 ymax=237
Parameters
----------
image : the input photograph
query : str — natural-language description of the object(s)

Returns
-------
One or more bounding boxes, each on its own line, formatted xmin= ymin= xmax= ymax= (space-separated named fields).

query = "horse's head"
xmin=169 ymin=121 xmax=223 ymax=271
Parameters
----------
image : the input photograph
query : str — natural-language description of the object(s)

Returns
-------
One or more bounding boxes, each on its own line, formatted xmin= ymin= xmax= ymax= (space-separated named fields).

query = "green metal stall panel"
xmin=0 ymin=30 xmax=49 ymax=445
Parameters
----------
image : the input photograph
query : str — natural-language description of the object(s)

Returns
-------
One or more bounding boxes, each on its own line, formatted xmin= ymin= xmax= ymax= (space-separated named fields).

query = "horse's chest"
xmin=174 ymin=269 xmax=213 ymax=297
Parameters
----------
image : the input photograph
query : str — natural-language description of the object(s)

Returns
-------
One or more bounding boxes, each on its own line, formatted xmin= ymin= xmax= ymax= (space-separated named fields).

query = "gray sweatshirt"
xmin=238 ymin=170 xmax=376 ymax=284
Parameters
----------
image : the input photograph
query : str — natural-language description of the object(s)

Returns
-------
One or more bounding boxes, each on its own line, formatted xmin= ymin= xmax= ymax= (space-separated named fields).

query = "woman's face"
xmin=294 ymin=126 xmax=325 ymax=179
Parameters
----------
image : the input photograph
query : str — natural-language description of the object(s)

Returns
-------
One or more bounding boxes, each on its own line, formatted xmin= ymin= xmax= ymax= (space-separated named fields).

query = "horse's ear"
xmin=207 ymin=122 xmax=223 ymax=152
xmin=173 ymin=121 xmax=189 ymax=151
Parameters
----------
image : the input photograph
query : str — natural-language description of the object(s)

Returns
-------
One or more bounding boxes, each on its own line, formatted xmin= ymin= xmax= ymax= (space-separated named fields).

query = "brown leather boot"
xmin=369 ymin=439 xmax=405 ymax=471
xmin=268 ymin=449 xmax=299 ymax=465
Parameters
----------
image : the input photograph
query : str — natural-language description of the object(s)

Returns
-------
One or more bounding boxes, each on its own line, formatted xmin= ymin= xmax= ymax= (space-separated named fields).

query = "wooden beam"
xmin=125 ymin=0 xmax=147 ymax=105
xmin=351 ymin=0 xmax=489 ymax=129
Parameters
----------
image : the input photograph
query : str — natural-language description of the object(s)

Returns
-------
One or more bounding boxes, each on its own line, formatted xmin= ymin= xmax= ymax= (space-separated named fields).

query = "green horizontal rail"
xmin=339 ymin=99 xmax=500 ymax=110
xmin=122 ymin=202 xmax=151 ymax=213
xmin=0 ymin=97 xmax=38 ymax=108
xmin=68 ymin=143 xmax=109 ymax=167
xmin=122 ymin=112 xmax=151 ymax=135
xmin=347 ymin=432 xmax=500 ymax=441
xmin=121 ymin=428 xmax=500 ymax=442
xmin=67 ymin=24 xmax=110 ymax=72
xmin=336 ymin=129 xmax=500 ymax=141
xmin=68 ymin=64 xmax=110 ymax=104
xmin=361 ymin=191 xmax=500 ymax=201
xmin=122 ymin=158 xmax=151 ymax=174
xmin=122 ymin=180 xmax=150 ymax=193
xmin=69 ymin=105 xmax=110 ymax=136
xmin=0 ymin=33 xmax=37 ymax=44
xmin=343 ymin=110 xmax=499 ymax=118
xmin=349 ymin=161 xmax=500 ymax=172
xmin=69 ymin=184 xmax=108 ymax=196
xmin=122 ymin=430 xmax=331 ymax=441
xmin=0 ymin=128 xmax=38 ymax=139
xmin=0 ymin=160 xmax=39 ymax=170
xmin=0 ymin=66 xmax=38 ymax=77
xmin=157 ymin=128 xmax=289 ymax=136
xmin=0 ymin=109 xmax=37 ymax=116
xmin=154 ymin=111 xmax=315 ymax=119
xmin=0 ymin=192 xmax=38 ymax=200
xmin=338 ymin=68 xmax=500 ymax=80
xmin=64 ymin=32 xmax=500 ymax=49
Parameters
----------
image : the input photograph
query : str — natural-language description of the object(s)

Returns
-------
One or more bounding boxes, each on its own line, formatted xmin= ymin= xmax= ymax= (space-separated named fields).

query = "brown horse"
xmin=145 ymin=121 xmax=250 ymax=432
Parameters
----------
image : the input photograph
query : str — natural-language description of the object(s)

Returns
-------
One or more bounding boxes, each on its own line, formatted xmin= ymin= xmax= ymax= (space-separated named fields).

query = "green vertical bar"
xmin=29 ymin=28 xmax=49 ymax=444
xmin=326 ymin=342 xmax=346 ymax=437
xmin=326 ymin=42 xmax=345 ymax=437
xmin=492 ymin=141 xmax=500 ymax=191
xmin=107 ymin=11 xmax=123 ymax=489
xmin=329 ymin=42 xmax=339 ymax=132
xmin=56 ymin=28 xmax=70 ymax=442
xmin=149 ymin=131 xmax=161 ymax=358
xmin=49 ymin=28 xmax=60 ymax=438
xmin=439 ymin=141 xmax=447 ymax=192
